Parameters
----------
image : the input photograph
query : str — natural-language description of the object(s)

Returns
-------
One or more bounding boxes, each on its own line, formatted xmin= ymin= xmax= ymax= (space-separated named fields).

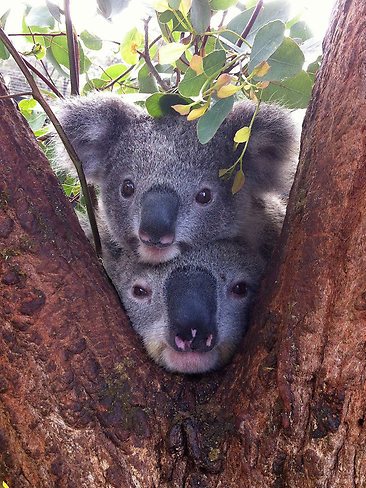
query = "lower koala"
xmin=99 ymin=225 xmax=266 ymax=374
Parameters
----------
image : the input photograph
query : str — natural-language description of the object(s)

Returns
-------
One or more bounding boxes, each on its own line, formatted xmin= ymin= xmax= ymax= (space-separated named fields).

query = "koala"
xmin=55 ymin=93 xmax=298 ymax=263
xmin=97 ymin=223 xmax=266 ymax=374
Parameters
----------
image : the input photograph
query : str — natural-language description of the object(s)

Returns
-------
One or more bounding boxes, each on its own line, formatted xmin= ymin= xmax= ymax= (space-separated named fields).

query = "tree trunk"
xmin=1 ymin=0 xmax=365 ymax=485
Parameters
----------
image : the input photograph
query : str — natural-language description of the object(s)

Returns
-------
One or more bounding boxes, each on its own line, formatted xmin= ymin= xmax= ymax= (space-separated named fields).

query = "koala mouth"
xmin=162 ymin=346 xmax=220 ymax=374
xmin=138 ymin=242 xmax=181 ymax=263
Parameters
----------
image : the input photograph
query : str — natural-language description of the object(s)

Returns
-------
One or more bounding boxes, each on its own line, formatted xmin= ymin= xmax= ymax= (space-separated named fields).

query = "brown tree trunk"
xmin=1 ymin=0 xmax=365 ymax=486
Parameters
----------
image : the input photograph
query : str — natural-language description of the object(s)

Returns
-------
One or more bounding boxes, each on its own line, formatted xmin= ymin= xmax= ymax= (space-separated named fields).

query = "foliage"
xmin=0 ymin=0 xmax=321 ymax=195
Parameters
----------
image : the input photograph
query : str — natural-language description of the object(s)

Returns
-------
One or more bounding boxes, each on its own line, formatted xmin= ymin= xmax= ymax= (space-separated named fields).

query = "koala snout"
xmin=139 ymin=187 xmax=179 ymax=247
xmin=166 ymin=268 xmax=217 ymax=354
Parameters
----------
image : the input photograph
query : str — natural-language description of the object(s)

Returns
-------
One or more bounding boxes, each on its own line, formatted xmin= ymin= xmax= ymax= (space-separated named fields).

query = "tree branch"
xmin=8 ymin=32 xmax=67 ymax=37
xmin=237 ymin=0 xmax=263 ymax=48
xmin=0 ymin=27 xmax=102 ymax=258
xmin=22 ymin=57 xmax=64 ymax=98
xmin=64 ymin=0 xmax=79 ymax=95
xmin=142 ymin=18 xmax=170 ymax=92
xmin=0 ymin=91 xmax=32 ymax=99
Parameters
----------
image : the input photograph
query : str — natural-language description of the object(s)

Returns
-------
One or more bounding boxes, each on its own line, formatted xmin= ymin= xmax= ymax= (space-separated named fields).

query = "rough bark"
xmin=0 ymin=0 xmax=365 ymax=486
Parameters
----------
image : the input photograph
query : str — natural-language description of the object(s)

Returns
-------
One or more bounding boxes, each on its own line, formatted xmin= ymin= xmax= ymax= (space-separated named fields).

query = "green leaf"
xmin=169 ymin=0 xmax=181 ymax=8
xmin=18 ymin=98 xmax=37 ymax=114
xmin=97 ymin=0 xmax=128 ymax=19
xmin=178 ymin=67 xmax=207 ymax=97
xmin=223 ymin=1 xmax=290 ymax=45
xmin=197 ymin=96 xmax=234 ymax=144
xmin=248 ymin=20 xmax=285 ymax=74
xmin=146 ymin=93 xmax=192 ymax=118
xmin=159 ymin=10 xmax=175 ymax=23
xmin=0 ymin=9 xmax=11 ymax=28
xmin=158 ymin=42 xmax=186 ymax=64
xmin=46 ymin=1 xmax=62 ymax=22
xmin=0 ymin=41 xmax=9 ymax=60
xmin=50 ymin=37 xmax=90 ymax=74
xmin=210 ymin=0 xmax=238 ymax=10
xmin=191 ymin=0 xmax=211 ymax=34
xmin=202 ymin=49 xmax=226 ymax=77
xmin=261 ymin=70 xmax=313 ymax=109
xmin=120 ymin=27 xmax=144 ymax=65
xmin=234 ymin=126 xmax=251 ymax=143
xmin=3 ymin=482 xmax=10 ymax=488
xmin=232 ymin=169 xmax=245 ymax=194
xmin=101 ymin=63 xmax=128 ymax=81
xmin=307 ymin=56 xmax=322 ymax=82
xmin=259 ymin=37 xmax=304 ymax=82
xmin=25 ymin=6 xmax=55 ymax=28
xmin=290 ymin=21 xmax=313 ymax=43
xmin=80 ymin=30 xmax=103 ymax=50
xmin=82 ymin=78 xmax=108 ymax=94
xmin=138 ymin=63 xmax=158 ymax=93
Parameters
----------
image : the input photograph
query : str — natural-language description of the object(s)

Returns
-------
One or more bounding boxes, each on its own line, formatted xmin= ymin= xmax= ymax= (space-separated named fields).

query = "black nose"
xmin=166 ymin=268 xmax=217 ymax=353
xmin=139 ymin=187 xmax=179 ymax=247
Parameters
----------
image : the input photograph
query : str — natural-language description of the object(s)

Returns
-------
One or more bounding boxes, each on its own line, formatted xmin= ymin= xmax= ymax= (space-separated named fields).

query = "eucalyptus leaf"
xmin=0 ymin=41 xmax=9 ymax=60
xmin=82 ymin=78 xmax=108 ymax=94
xmin=178 ymin=67 xmax=208 ymax=97
xmin=261 ymin=70 xmax=313 ymax=109
xmin=138 ymin=63 xmax=158 ymax=93
xmin=120 ymin=27 xmax=144 ymax=65
xmin=46 ymin=1 xmax=62 ymax=22
xmin=146 ymin=93 xmax=192 ymax=118
xmin=25 ymin=6 xmax=55 ymax=28
xmin=101 ymin=63 xmax=128 ymax=81
xmin=158 ymin=42 xmax=187 ymax=64
xmin=191 ymin=0 xmax=211 ymax=34
xmin=290 ymin=21 xmax=313 ymax=43
xmin=197 ymin=96 xmax=234 ymax=143
xmin=80 ymin=30 xmax=103 ymax=50
xmin=259 ymin=37 xmax=304 ymax=82
xmin=210 ymin=0 xmax=238 ymax=10
xmin=203 ymin=49 xmax=226 ymax=77
xmin=248 ymin=20 xmax=285 ymax=74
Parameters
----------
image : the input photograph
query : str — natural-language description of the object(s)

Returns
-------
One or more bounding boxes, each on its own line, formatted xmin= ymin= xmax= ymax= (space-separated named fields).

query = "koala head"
xmin=103 ymin=236 xmax=266 ymax=374
xmin=56 ymin=93 xmax=297 ymax=263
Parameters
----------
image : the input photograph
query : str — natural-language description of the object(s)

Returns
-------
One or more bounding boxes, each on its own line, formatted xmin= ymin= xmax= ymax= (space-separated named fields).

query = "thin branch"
xmin=237 ymin=0 xmax=263 ymax=48
xmin=101 ymin=64 xmax=135 ymax=90
xmin=0 ymin=27 xmax=102 ymax=258
xmin=64 ymin=0 xmax=79 ymax=95
xmin=9 ymin=32 xmax=66 ymax=37
xmin=22 ymin=57 xmax=64 ymax=98
xmin=0 ymin=91 xmax=32 ymax=99
xmin=142 ymin=18 xmax=170 ymax=92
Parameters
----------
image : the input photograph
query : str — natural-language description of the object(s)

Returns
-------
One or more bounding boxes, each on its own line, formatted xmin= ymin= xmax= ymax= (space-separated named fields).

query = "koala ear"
xmin=54 ymin=93 xmax=145 ymax=182
xmin=223 ymin=101 xmax=299 ymax=194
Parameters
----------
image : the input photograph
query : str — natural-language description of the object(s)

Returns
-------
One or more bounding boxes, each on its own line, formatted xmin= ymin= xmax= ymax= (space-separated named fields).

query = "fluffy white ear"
xmin=54 ymin=93 xmax=145 ymax=183
xmin=223 ymin=101 xmax=299 ymax=194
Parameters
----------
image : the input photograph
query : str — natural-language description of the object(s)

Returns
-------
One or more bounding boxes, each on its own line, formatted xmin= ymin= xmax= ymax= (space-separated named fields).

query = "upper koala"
xmin=55 ymin=93 xmax=298 ymax=263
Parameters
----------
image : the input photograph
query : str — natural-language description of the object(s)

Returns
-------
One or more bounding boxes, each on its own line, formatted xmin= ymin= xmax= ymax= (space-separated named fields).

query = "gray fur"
xmin=97 ymin=223 xmax=266 ymax=374
xmin=55 ymin=93 xmax=299 ymax=263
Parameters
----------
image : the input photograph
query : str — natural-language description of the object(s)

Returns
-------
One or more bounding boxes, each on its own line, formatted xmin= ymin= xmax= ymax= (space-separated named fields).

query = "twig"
xmin=237 ymin=0 xmax=263 ymax=48
xmin=142 ymin=18 xmax=170 ymax=92
xmin=102 ymin=64 xmax=135 ymax=90
xmin=64 ymin=0 xmax=79 ymax=95
xmin=0 ymin=91 xmax=32 ymax=99
xmin=0 ymin=26 xmax=102 ymax=258
xmin=22 ymin=57 xmax=64 ymax=98
xmin=9 ymin=32 xmax=67 ymax=37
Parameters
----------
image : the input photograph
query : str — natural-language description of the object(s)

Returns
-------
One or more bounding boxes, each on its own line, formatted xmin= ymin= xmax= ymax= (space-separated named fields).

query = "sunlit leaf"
xmin=251 ymin=60 xmax=270 ymax=77
xmin=210 ymin=0 xmax=238 ymax=10
xmin=0 ymin=41 xmax=9 ymax=60
xmin=80 ymin=30 xmax=103 ymax=50
xmin=290 ymin=21 xmax=313 ymax=43
xmin=234 ymin=126 xmax=251 ymax=143
xmin=214 ymin=73 xmax=232 ymax=89
xmin=100 ymin=63 xmax=128 ymax=81
xmin=158 ymin=42 xmax=187 ymax=64
xmin=120 ymin=27 xmax=144 ymax=65
xmin=46 ymin=1 xmax=62 ymax=22
xmin=187 ymin=105 xmax=207 ymax=120
xmin=138 ymin=63 xmax=158 ymax=93
xmin=25 ymin=6 xmax=55 ymax=28
xmin=232 ymin=169 xmax=245 ymax=194
xmin=97 ymin=0 xmax=129 ymax=19
xmin=82 ymin=78 xmax=108 ymax=94
xmin=154 ymin=0 xmax=170 ymax=12
xmin=248 ymin=20 xmax=285 ymax=73
xmin=258 ymin=37 xmax=304 ymax=82
xmin=197 ymin=96 xmax=234 ymax=143
xmin=217 ymin=84 xmax=241 ymax=98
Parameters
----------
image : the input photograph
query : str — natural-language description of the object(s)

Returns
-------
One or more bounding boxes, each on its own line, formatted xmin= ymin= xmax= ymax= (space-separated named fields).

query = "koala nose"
xmin=166 ymin=268 xmax=217 ymax=353
xmin=139 ymin=187 xmax=179 ymax=247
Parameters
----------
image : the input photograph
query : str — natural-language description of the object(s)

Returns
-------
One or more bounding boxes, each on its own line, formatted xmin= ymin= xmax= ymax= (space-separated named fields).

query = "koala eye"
xmin=195 ymin=188 xmax=212 ymax=205
xmin=231 ymin=281 xmax=248 ymax=297
xmin=132 ymin=285 xmax=151 ymax=299
xmin=121 ymin=179 xmax=135 ymax=198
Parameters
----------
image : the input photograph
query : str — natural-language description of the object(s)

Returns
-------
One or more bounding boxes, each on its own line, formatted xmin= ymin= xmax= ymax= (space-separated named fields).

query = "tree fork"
xmin=0 ymin=0 xmax=366 ymax=486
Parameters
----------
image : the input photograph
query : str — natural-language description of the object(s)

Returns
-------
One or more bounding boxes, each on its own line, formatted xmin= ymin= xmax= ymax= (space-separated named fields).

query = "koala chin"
xmin=55 ymin=93 xmax=299 ymax=264
xmin=101 ymin=232 xmax=266 ymax=374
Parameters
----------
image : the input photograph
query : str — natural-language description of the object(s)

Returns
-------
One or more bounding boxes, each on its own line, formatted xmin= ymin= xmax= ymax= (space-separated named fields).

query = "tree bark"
xmin=0 ymin=0 xmax=365 ymax=486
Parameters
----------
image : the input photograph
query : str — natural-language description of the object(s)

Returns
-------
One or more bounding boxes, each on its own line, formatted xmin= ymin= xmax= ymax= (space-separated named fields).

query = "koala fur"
xmin=96 ymin=222 xmax=266 ymax=374
xmin=55 ymin=93 xmax=298 ymax=263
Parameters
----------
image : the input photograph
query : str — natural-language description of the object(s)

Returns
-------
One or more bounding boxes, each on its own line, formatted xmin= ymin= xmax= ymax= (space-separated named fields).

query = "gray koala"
xmin=55 ymin=93 xmax=298 ymax=263
xmin=98 ymin=224 xmax=266 ymax=374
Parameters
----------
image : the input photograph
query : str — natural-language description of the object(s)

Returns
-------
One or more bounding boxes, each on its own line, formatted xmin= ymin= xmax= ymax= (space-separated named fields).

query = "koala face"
xmin=104 ymin=239 xmax=266 ymax=374
xmin=56 ymin=94 xmax=298 ymax=263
